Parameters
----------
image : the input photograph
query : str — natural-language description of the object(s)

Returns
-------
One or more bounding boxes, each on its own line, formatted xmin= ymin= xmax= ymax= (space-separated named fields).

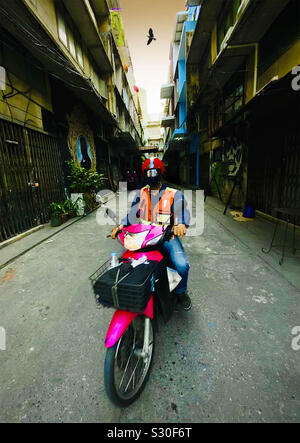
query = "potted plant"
xmin=67 ymin=160 xmax=106 ymax=214
xmin=49 ymin=202 xmax=65 ymax=227
xmin=62 ymin=199 xmax=78 ymax=219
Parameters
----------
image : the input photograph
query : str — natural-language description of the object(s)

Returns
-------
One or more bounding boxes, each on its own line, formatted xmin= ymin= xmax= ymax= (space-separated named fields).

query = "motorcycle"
xmin=90 ymin=214 xmax=179 ymax=407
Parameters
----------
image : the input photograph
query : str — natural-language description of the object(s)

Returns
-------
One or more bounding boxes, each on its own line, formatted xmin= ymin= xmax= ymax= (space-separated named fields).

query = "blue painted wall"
xmin=171 ymin=5 xmax=201 ymax=186
xmin=178 ymin=59 xmax=186 ymax=98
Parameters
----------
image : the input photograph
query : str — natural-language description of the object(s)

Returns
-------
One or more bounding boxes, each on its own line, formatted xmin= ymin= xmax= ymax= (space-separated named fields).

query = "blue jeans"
xmin=162 ymin=237 xmax=190 ymax=295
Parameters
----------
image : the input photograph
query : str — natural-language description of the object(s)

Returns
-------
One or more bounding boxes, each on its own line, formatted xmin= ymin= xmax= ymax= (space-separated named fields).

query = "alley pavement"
xmin=0 ymin=197 xmax=299 ymax=423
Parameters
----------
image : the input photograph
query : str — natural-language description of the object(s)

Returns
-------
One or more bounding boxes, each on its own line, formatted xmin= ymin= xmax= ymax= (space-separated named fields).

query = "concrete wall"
xmin=0 ymin=71 xmax=50 ymax=130
xmin=0 ymin=25 xmax=52 ymax=130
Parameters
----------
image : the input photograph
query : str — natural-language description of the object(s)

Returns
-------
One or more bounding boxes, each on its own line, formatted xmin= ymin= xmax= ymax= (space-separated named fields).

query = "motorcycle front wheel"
xmin=104 ymin=316 xmax=155 ymax=407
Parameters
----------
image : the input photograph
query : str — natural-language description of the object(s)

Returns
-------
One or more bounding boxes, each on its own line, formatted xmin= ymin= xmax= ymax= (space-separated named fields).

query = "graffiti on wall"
xmin=67 ymin=105 xmax=96 ymax=170
xmin=222 ymin=136 xmax=243 ymax=177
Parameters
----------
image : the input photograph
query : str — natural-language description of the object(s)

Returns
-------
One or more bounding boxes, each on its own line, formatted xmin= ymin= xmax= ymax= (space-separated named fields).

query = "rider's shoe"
xmin=177 ymin=292 xmax=192 ymax=311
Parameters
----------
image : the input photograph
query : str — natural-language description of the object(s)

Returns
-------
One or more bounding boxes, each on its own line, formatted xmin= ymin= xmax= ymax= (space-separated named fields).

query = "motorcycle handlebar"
xmin=107 ymin=225 xmax=174 ymax=239
xmin=106 ymin=228 xmax=123 ymax=239
xmin=107 ymin=225 xmax=177 ymax=241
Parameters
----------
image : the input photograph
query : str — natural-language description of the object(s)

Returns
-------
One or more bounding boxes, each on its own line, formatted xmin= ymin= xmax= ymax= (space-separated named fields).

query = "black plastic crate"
xmin=90 ymin=260 xmax=163 ymax=313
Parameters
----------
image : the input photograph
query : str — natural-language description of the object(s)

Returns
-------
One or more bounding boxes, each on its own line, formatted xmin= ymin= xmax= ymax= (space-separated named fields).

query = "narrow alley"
xmin=0 ymin=197 xmax=299 ymax=423
xmin=0 ymin=0 xmax=299 ymax=426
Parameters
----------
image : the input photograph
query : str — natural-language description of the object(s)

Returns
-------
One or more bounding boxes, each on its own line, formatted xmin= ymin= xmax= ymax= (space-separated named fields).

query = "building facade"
xmin=0 ymin=0 xmax=144 ymax=242
xmin=161 ymin=5 xmax=200 ymax=186
xmin=161 ymin=0 xmax=300 ymax=222
xmin=186 ymin=0 xmax=300 ymax=220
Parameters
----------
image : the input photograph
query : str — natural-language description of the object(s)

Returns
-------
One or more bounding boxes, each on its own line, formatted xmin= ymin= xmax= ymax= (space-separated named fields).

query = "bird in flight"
xmin=147 ymin=28 xmax=156 ymax=45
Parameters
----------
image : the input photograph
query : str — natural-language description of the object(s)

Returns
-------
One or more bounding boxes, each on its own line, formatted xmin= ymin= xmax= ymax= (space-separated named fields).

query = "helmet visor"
xmin=145 ymin=168 xmax=160 ymax=178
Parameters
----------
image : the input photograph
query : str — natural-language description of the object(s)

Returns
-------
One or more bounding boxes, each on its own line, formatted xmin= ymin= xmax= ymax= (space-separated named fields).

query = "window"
xmin=223 ymin=66 xmax=245 ymax=123
xmin=209 ymin=99 xmax=223 ymax=135
xmin=68 ymin=30 xmax=76 ymax=59
xmin=224 ymin=84 xmax=243 ymax=122
xmin=76 ymin=44 xmax=83 ymax=67
xmin=217 ymin=0 xmax=243 ymax=53
xmin=91 ymin=68 xmax=99 ymax=92
xmin=57 ymin=12 xmax=68 ymax=47
xmin=91 ymin=67 xmax=108 ymax=99
xmin=208 ymin=67 xmax=245 ymax=134
xmin=56 ymin=5 xmax=84 ymax=68
xmin=98 ymin=78 xmax=108 ymax=99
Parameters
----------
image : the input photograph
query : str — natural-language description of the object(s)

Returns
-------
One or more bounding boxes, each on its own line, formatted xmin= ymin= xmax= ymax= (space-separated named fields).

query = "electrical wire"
xmin=0 ymin=6 xmax=93 ymax=92
xmin=0 ymin=97 xmax=43 ymax=122
xmin=0 ymin=6 xmax=85 ymax=77
xmin=0 ymin=3 xmax=144 ymax=140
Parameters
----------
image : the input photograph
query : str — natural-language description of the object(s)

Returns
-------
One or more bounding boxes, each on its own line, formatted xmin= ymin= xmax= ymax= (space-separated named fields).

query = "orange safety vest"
xmin=138 ymin=185 xmax=177 ymax=225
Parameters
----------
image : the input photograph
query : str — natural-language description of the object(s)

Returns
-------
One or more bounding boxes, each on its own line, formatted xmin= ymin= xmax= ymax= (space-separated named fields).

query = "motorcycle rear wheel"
xmin=104 ymin=317 xmax=155 ymax=407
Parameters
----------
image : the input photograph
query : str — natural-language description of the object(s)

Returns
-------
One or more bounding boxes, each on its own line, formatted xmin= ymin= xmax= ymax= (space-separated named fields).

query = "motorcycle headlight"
xmin=124 ymin=231 xmax=149 ymax=251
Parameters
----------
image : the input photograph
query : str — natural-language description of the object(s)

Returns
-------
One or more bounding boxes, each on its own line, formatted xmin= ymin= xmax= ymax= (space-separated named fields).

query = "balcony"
xmin=208 ymin=0 xmax=290 ymax=98
xmin=89 ymin=0 xmax=110 ymax=21
xmin=171 ymin=128 xmax=188 ymax=141
xmin=161 ymin=115 xmax=175 ymax=128
xmin=187 ymin=0 xmax=224 ymax=64
xmin=228 ymin=0 xmax=290 ymax=47
xmin=189 ymin=0 xmax=291 ymax=109
xmin=160 ymin=83 xmax=174 ymax=99
xmin=173 ymin=11 xmax=188 ymax=44
xmin=62 ymin=0 xmax=112 ymax=73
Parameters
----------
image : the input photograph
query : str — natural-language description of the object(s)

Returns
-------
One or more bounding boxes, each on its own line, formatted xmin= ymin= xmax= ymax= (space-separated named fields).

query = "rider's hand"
xmin=111 ymin=225 xmax=124 ymax=239
xmin=173 ymin=224 xmax=187 ymax=237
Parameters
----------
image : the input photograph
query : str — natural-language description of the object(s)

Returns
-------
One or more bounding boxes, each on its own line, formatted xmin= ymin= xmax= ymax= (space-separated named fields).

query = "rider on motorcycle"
xmin=111 ymin=158 xmax=192 ymax=311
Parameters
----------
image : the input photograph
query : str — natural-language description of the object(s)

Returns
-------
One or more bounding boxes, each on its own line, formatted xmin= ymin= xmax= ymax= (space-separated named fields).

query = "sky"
xmin=120 ymin=0 xmax=187 ymax=118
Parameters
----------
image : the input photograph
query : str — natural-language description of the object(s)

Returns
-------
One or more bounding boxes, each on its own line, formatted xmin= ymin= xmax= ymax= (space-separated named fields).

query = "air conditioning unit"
xmin=237 ymin=0 xmax=250 ymax=21
xmin=220 ymin=26 xmax=234 ymax=53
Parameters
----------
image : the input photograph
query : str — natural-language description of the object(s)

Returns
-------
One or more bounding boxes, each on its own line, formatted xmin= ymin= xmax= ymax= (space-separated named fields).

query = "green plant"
xmin=67 ymin=160 xmax=106 ymax=194
xmin=49 ymin=202 xmax=65 ymax=218
xmin=62 ymin=199 xmax=78 ymax=213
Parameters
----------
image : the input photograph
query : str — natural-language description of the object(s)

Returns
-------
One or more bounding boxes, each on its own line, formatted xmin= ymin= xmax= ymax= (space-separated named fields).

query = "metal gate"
xmin=0 ymin=119 xmax=64 ymax=242
xmin=247 ymin=129 xmax=300 ymax=225
xmin=279 ymin=132 xmax=300 ymax=216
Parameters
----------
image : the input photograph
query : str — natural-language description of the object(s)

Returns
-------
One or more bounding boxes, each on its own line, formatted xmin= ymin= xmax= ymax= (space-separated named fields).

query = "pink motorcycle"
xmin=90 ymin=222 xmax=177 ymax=407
